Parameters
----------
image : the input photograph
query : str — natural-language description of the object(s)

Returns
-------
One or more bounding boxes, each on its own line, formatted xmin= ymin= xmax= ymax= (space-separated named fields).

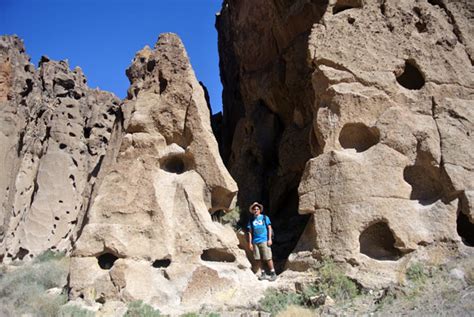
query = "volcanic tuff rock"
xmin=217 ymin=0 xmax=474 ymax=286
xmin=0 ymin=33 xmax=266 ymax=313
xmin=68 ymin=34 xmax=259 ymax=314
xmin=0 ymin=36 xmax=119 ymax=261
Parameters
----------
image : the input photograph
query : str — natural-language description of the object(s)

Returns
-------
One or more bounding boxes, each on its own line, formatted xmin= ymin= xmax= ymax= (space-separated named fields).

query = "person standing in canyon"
xmin=247 ymin=202 xmax=277 ymax=281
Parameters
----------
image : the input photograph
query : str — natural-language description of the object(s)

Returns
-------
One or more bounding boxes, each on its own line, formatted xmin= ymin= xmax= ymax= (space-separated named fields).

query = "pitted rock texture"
xmin=218 ymin=0 xmax=474 ymax=286
xmin=0 ymin=36 xmax=119 ymax=262
xmin=68 ymin=34 xmax=258 ymax=315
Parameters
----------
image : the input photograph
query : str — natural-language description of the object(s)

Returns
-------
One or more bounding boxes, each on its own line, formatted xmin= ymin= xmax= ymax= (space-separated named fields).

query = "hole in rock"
xmin=348 ymin=17 xmax=356 ymax=24
xmin=67 ymin=113 xmax=74 ymax=120
xmin=333 ymin=0 xmax=363 ymax=14
xmin=59 ymin=143 xmax=67 ymax=150
xmin=339 ymin=123 xmax=380 ymax=152
xmin=83 ymin=127 xmax=91 ymax=139
xmin=428 ymin=0 xmax=442 ymax=7
xmin=161 ymin=155 xmax=187 ymax=174
xmin=201 ymin=248 xmax=236 ymax=262
xmin=15 ymin=247 xmax=29 ymax=260
xmin=158 ymin=71 xmax=168 ymax=94
xmin=396 ymin=60 xmax=425 ymax=90
xmin=152 ymin=259 xmax=171 ymax=268
xmin=360 ymin=221 xmax=402 ymax=260
xmin=97 ymin=253 xmax=118 ymax=270
xmin=69 ymin=132 xmax=76 ymax=137
xmin=415 ymin=21 xmax=427 ymax=33
xmin=147 ymin=60 xmax=156 ymax=72
xmin=403 ymin=165 xmax=443 ymax=205
xmin=457 ymin=199 xmax=474 ymax=247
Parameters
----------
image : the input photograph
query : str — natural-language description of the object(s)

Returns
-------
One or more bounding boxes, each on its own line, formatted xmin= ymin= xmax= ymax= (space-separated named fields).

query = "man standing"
xmin=247 ymin=202 xmax=277 ymax=281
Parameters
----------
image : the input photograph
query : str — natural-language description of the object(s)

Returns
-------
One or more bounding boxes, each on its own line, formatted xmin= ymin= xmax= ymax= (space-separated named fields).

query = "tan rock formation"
xmin=218 ymin=0 xmax=474 ymax=287
xmin=68 ymin=34 xmax=257 ymax=314
xmin=0 ymin=36 xmax=119 ymax=261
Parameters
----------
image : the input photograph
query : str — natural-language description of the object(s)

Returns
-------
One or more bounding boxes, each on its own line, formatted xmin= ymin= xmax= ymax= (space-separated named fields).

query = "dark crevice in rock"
xmin=359 ymin=221 xmax=403 ymax=261
xmin=17 ymin=131 xmax=24 ymax=157
xmin=158 ymin=71 xmax=168 ymax=94
xmin=201 ymin=248 xmax=236 ymax=262
xmin=20 ymin=78 xmax=33 ymax=97
xmin=152 ymin=259 xmax=171 ymax=268
xmin=396 ymin=60 xmax=425 ymax=90
xmin=88 ymin=155 xmax=104 ymax=181
xmin=457 ymin=194 xmax=474 ymax=247
xmin=339 ymin=123 xmax=380 ymax=152
xmin=97 ymin=252 xmax=118 ymax=270
xmin=29 ymin=172 xmax=39 ymax=208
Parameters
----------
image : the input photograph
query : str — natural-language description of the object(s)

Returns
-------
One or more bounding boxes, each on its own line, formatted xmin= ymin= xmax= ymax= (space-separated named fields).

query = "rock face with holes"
xmin=0 ymin=35 xmax=119 ymax=262
xmin=68 ymin=34 xmax=256 ymax=314
xmin=218 ymin=0 xmax=474 ymax=287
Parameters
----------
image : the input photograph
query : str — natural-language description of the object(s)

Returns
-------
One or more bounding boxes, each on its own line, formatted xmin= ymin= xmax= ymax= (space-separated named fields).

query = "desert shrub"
xmin=306 ymin=259 xmax=359 ymax=301
xmin=0 ymin=250 xmax=69 ymax=316
xmin=34 ymin=249 xmax=66 ymax=263
xmin=221 ymin=206 xmax=241 ymax=229
xmin=124 ymin=300 xmax=161 ymax=317
xmin=259 ymin=288 xmax=303 ymax=316
xmin=58 ymin=305 xmax=95 ymax=317
xmin=276 ymin=305 xmax=314 ymax=317
xmin=406 ymin=262 xmax=428 ymax=284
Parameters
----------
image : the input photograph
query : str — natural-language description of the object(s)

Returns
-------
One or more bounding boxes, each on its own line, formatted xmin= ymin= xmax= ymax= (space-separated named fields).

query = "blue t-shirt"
xmin=247 ymin=214 xmax=271 ymax=244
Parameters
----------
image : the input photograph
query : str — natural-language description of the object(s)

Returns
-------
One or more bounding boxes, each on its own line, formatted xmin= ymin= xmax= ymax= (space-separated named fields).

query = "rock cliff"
xmin=0 ymin=34 xmax=260 ymax=314
xmin=217 ymin=0 xmax=474 ymax=286
xmin=68 ymin=34 xmax=253 ymax=314
xmin=0 ymin=36 xmax=119 ymax=261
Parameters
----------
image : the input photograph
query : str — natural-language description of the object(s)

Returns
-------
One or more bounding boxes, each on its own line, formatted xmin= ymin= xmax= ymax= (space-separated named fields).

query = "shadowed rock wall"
xmin=217 ymin=0 xmax=474 ymax=286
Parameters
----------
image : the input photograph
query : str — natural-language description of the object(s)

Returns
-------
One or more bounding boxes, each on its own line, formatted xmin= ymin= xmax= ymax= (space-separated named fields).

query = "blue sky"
xmin=0 ymin=0 xmax=224 ymax=113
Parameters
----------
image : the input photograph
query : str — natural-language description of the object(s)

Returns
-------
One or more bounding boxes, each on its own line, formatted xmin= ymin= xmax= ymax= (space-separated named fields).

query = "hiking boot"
xmin=268 ymin=271 xmax=277 ymax=281
xmin=258 ymin=272 xmax=268 ymax=280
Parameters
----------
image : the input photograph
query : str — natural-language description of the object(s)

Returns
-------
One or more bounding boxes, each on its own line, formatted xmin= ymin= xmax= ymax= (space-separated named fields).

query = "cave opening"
xmin=201 ymin=248 xmax=236 ymax=262
xmin=457 ymin=198 xmax=474 ymax=247
xmin=161 ymin=155 xmax=187 ymax=174
xmin=396 ymin=60 xmax=425 ymax=90
xmin=403 ymin=164 xmax=443 ymax=205
xmin=339 ymin=123 xmax=380 ymax=152
xmin=97 ymin=253 xmax=118 ymax=270
xmin=333 ymin=0 xmax=363 ymax=14
xmin=359 ymin=221 xmax=403 ymax=260
xmin=152 ymin=258 xmax=171 ymax=268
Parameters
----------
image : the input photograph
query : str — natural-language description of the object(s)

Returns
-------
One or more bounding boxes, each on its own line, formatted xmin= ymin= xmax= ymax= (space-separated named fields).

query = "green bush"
xmin=34 ymin=249 xmax=66 ymax=263
xmin=0 ymin=250 xmax=69 ymax=316
xmin=221 ymin=206 xmax=241 ymax=229
xmin=259 ymin=288 xmax=304 ymax=316
xmin=124 ymin=300 xmax=161 ymax=317
xmin=406 ymin=263 xmax=428 ymax=284
xmin=58 ymin=304 xmax=95 ymax=317
xmin=306 ymin=259 xmax=359 ymax=301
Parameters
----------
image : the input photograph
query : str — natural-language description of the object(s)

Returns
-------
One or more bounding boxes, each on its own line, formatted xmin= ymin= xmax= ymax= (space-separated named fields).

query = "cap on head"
xmin=249 ymin=202 xmax=264 ymax=213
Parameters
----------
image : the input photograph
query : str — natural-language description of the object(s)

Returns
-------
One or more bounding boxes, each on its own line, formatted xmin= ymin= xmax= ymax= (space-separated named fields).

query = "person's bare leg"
xmin=267 ymin=259 xmax=275 ymax=272
xmin=254 ymin=260 xmax=262 ymax=274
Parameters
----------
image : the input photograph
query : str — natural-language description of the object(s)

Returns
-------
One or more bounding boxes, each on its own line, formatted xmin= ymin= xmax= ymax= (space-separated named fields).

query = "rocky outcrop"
xmin=0 ymin=36 xmax=119 ymax=262
xmin=0 ymin=33 xmax=263 ymax=314
xmin=217 ymin=0 xmax=474 ymax=287
xmin=67 ymin=34 xmax=257 ymax=314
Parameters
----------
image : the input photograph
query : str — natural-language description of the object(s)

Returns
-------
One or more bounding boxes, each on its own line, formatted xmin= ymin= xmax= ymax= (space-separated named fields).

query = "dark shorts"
xmin=253 ymin=242 xmax=272 ymax=261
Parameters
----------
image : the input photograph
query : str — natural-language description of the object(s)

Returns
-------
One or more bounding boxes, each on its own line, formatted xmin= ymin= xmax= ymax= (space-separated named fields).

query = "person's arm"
xmin=247 ymin=230 xmax=253 ymax=250
xmin=267 ymin=224 xmax=273 ymax=246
